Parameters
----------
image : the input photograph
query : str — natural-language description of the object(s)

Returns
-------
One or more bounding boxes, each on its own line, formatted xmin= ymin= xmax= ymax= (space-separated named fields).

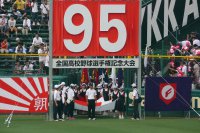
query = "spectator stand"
xmin=0 ymin=0 xmax=49 ymax=76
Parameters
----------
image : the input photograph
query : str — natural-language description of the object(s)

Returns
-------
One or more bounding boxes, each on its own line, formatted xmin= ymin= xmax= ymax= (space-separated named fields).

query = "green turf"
xmin=0 ymin=116 xmax=200 ymax=133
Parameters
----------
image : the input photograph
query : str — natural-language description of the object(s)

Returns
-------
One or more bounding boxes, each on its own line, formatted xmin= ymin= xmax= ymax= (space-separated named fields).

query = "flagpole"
xmin=48 ymin=0 xmax=53 ymax=121
xmin=137 ymin=0 xmax=142 ymax=120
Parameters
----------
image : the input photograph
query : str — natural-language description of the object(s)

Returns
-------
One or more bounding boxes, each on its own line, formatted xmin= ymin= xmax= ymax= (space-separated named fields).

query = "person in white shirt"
xmin=22 ymin=15 xmax=31 ymax=35
xmin=8 ymin=15 xmax=17 ymax=37
xmin=30 ymin=33 xmax=43 ymax=53
xmin=23 ymin=61 xmax=33 ymax=75
xmin=65 ymin=85 xmax=75 ymax=120
xmin=40 ymin=0 xmax=49 ymax=24
xmin=53 ymin=84 xmax=63 ymax=121
xmin=38 ymin=43 xmax=46 ymax=71
xmin=31 ymin=0 xmax=39 ymax=25
xmin=0 ymin=14 xmax=7 ymax=33
xmin=131 ymin=83 xmax=140 ymax=120
xmin=15 ymin=41 xmax=26 ymax=62
xmin=44 ymin=46 xmax=49 ymax=74
xmin=59 ymin=82 xmax=66 ymax=118
xmin=181 ymin=62 xmax=187 ymax=77
xmin=15 ymin=42 xmax=26 ymax=54
xmin=60 ymin=82 xmax=67 ymax=105
xmin=86 ymin=82 xmax=97 ymax=120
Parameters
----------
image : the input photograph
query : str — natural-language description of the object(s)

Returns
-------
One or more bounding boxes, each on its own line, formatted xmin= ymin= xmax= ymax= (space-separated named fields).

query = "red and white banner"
xmin=75 ymin=97 xmax=116 ymax=111
xmin=53 ymin=0 xmax=140 ymax=56
xmin=0 ymin=77 xmax=49 ymax=113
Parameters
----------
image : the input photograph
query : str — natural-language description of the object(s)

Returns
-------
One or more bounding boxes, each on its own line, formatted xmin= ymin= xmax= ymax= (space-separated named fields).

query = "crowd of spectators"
xmin=0 ymin=0 xmax=49 ymax=75
xmin=167 ymin=32 xmax=200 ymax=89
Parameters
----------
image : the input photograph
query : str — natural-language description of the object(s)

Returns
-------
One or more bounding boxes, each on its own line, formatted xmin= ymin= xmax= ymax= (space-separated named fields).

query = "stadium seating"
xmin=0 ymin=0 xmax=49 ymax=76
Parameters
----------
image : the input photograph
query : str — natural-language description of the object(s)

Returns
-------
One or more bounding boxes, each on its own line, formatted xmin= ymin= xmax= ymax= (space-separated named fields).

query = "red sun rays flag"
xmin=0 ymin=77 xmax=49 ymax=113
xmin=81 ymin=68 xmax=89 ymax=84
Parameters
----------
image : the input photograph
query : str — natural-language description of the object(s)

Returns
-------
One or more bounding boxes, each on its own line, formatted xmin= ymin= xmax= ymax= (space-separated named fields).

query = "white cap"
xmin=54 ymin=85 xmax=60 ymax=89
xmin=104 ymin=82 xmax=108 ymax=85
xmin=97 ymin=84 xmax=102 ymax=89
xmin=131 ymin=83 xmax=136 ymax=87
xmin=60 ymin=82 xmax=65 ymax=86
xmin=81 ymin=83 xmax=87 ymax=86
xmin=70 ymin=83 xmax=74 ymax=87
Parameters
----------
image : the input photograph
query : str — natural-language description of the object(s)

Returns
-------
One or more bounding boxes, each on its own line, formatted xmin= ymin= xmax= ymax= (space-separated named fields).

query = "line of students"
xmin=53 ymin=82 xmax=140 ymax=121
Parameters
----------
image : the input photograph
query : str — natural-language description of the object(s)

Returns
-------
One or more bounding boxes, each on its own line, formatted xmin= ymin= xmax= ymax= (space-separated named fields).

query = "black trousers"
xmin=88 ymin=99 xmax=95 ymax=118
xmin=133 ymin=100 xmax=139 ymax=119
xmin=53 ymin=101 xmax=62 ymax=120
xmin=66 ymin=101 xmax=74 ymax=117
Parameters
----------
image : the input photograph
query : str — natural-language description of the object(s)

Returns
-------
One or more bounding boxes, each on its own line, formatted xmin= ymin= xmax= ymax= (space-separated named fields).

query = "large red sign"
xmin=0 ymin=77 xmax=49 ymax=113
xmin=53 ymin=0 xmax=140 ymax=56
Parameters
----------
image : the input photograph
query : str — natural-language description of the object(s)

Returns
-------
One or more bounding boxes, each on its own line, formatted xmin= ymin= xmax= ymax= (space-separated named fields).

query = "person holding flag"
xmin=86 ymin=82 xmax=97 ymax=120
xmin=60 ymin=82 xmax=68 ymax=119
xmin=65 ymin=85 xmax=75 ymax=120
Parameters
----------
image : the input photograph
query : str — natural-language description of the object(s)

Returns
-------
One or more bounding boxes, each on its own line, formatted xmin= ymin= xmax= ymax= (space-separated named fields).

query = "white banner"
xmin=53 ymin=58 xmax=139 ymax=68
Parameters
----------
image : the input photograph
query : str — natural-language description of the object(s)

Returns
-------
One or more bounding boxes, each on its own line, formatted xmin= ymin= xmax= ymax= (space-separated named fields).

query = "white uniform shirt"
xmin=38 ymin=48 xmax=46 ymax=62
xmin=54 ymin=90 xmax=61 ymax=101
xmin=8 ymin=19 xmax=16 ymax=27
xmin=86 ymin=88 xmax=97 ymax=100
xmin=40 ymin=4 xmax=49 ymax=14
xmin=23 ymin=64 xmax=33 ymax=71
xmin=15 ymin=46 xmax=26 ymax=54
xmin=31 ymin=2 xmax=38 ymax=12
xmin=32 ymin=37 xmax=43 ymax=46
xmin=61 ymin=86 xmax=67 ymax=103
xmin=67 ymin=88 xmax=75 ymax=101
xmin=23 ymin=18 xmax=31 ymax=30
xmin=132 ymin=89 xmax=139 ymax=100
xmin=45 ymin=52 xmax=49 ymax=67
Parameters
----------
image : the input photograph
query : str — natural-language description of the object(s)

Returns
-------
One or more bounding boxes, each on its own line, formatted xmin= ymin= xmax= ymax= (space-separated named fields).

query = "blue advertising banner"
xmin=145 ymin=77 xmax=192 ymax=111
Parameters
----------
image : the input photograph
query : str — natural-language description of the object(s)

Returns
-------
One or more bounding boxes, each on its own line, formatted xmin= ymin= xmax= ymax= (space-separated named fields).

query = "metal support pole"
xmin=161 ymin=40 xmax=164 ymax=76
xmin=48 ymin=0 xmax=53 ymax=121
xmin=137 ymin=0 xmax=142 ymax=120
